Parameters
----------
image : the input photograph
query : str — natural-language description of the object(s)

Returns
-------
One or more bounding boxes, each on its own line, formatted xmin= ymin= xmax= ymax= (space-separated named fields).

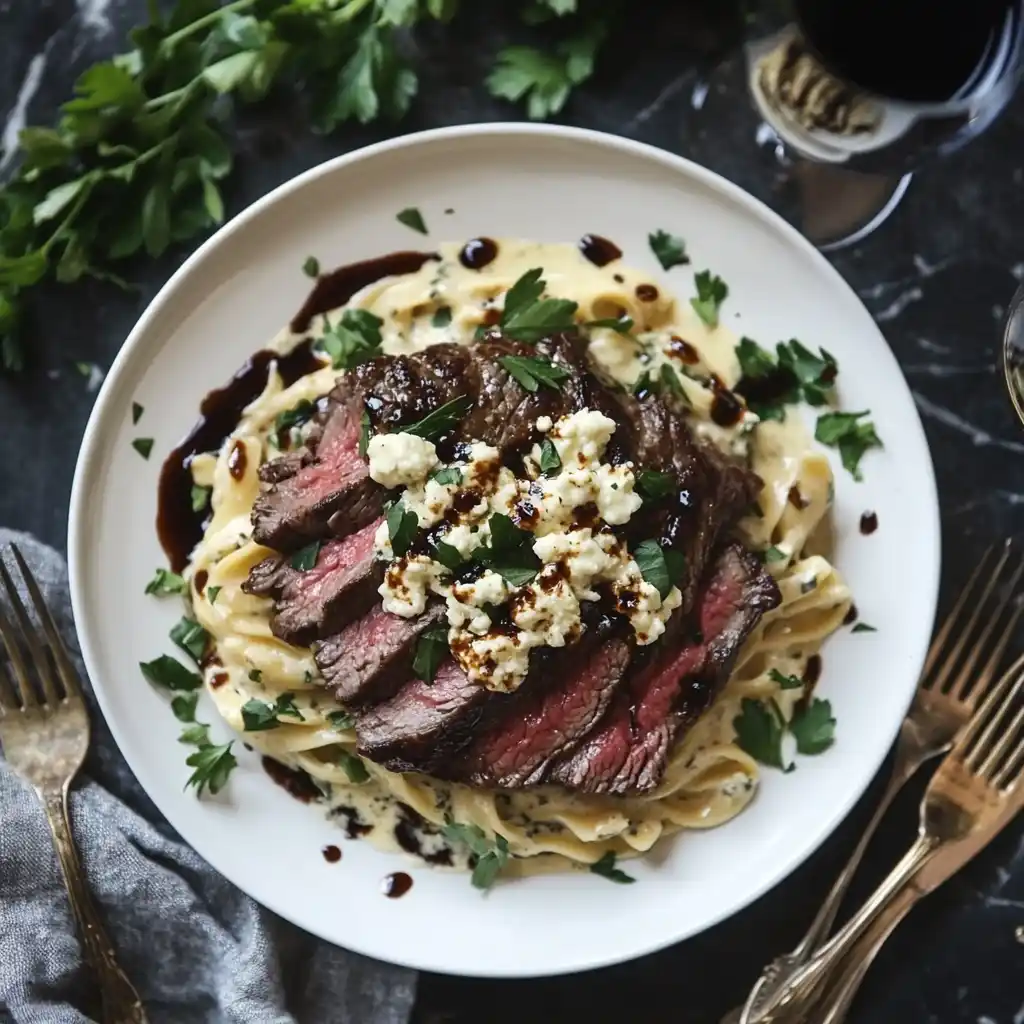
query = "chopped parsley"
xmin=290 ymin=541 xmax=321 ymax=572
xmin=404 ymin=394 xmax=474 ymax=442
xmin=768 ymin=668 xmax=804 ymax=690
xmin=358 ymin=409 xmax=372 ymax=458
xmin=734 ymin=338 xmax=840 ymax=422
xmin=179 ymin=723 xmax=211 ymax=746
xmin=733 ymin=697 xmax=791 ymax=771
xmin=327 ymin=710 xmax=355 ymax=731
xmin=387 ymin=503 xmax=419 ymax=557
xmin=585 ymin=315 xmax=634 ymax=335
xmin=735 ymin=337 xmax=776 ymax=379
xmin=474 ymin=513 xmax=539 ymax=587
xmin=206 ymin=585 xmax=222 ymax=604
xmin=763 ymin=546 xmax=787 ymax=563
xmin=171 ymin=691 xmax=199 ymax=723
xmin=429 ymin=466 xmax=463 ymax=486
xmin=303 ymin=255 xmax=320 ymax=278
xmin=191 ymin=485 xmax=211 ymax=513
xmin=432 ymin=540 xmax=466 ymax=572
xmin=690 ymin=270 xmax=728 ymax=328
xmin=144 ymin=567 xmax=186 ymax=596
xmin=633 ymin=539 xmax=683 ymax=600
xmin=815 ymin=410 xmax=883 ymax=481
xmin=431 ymin=305 xmax=453 ymax=328
xmin=499 ymin=268 xmax=578 ymax=342
xmin=317 ymin=309 xmax=384 ymax=370
xmin=185 ymin=741 xmax=237 ymax=797
xmin=659 ymin=363 xmax=690 ymax=405
xmin=273 ymin=399 xmax=315 ymax=447
xmin=140 ymin=655 xmax=202 ymax=691
xmin=131 ymin=401 xmax=144 ymax=425
xmin=790 ymin=698 xmax=836 ymax=754
xmin=396 ymin=207 xmax=427 ymax=234
xmin=442 ymin=821 xmax=510 ymax=891
xmin=589 ymin=850 xmax=635 ymax=884
xmin=241 ymin=693 xmax=303 ymax=731
xmin=779 ymin=341 xmax=838 ymax=406
xmin=852 ymin=622 xmax=877 ymax=634
xmin=648 ymin=230 xmax=690 ymax=271
xmin=498 ymin=354 xmax=571 ymax=392
xmin=169 ymin=617 xmax=209 ymax=664
xmin=636 ymin=469 xmax=675 ymax=502
xmin=412 ymin=626 xmax=448 ymax=683
xmin=538 ymin=437 xmax=562 ymax=476
xmin=132 ymin=437 xmax=154 ymax=460
xmin=337 ymin=750 xmax=369 ymax=783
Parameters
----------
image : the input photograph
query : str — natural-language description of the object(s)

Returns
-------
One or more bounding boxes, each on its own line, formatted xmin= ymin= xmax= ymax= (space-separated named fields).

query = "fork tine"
xmin=0 ymin=601 xmax=38 ymax=707
xmin=10 ymin=544 xmax=84 ymax=701
xmin=986 ymin=703 xmax=1024 ymax=788
xmin=922 ymin=542 xmax=1007 ymax=678
xmin=948 ymin=597 xmax=1024 ymax=703
xmin=0 ymin=553 xmax=62 ymax=706
xmin=954 ymin=651 xmax=1023 ymax=757
xmin=960 ymin=654 xmax=1024 ymax=774
xmin=926 ymin=543 xmax=1022 ymax=694
xmin=994 ymin=723 xmax=1024 ymax=789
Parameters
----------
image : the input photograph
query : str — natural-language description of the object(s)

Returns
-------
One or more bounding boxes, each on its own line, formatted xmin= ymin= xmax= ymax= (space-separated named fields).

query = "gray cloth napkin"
xmin=0 ymin=529 xmax=417 ymax=1024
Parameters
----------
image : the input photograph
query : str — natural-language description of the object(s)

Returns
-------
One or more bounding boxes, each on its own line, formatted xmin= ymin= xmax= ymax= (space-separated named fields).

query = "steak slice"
xmin=252 ymin=386 xmax=383 ymax=551
xmin=355 ymin=660 xmax=490 ymax=771
xmin=315 ymin=603 xmax=446 ymax=707
xmin=448 ymin=636 xmax=632 ymax=788
xmin=549 ymin=544 xmax=780 ymax=795
xmin=242 ymin=518 xmax=383 ymax=647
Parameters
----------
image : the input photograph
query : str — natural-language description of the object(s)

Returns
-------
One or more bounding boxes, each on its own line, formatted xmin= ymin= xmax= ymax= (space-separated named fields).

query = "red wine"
xmin=795 ymin=0 xmax=1019 ymax=102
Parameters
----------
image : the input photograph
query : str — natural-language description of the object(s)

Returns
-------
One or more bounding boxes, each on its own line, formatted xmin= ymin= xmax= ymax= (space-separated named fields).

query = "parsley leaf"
xmin=852 ymin=622 xmax=877 ymax=634
xmin=290 ymin=541 xmax=321 ymax=572
xmin=736 ymin=337 xmax=776 ymax=379
xmin=499 ymin=354 xmax=571 ymax=392
xmin=327 ymin=710 xmax=355 ymax=731
xmin=442 ymin=822 xmax=510 ymax=890
xmin=659 ymin=363 xmax=690 ymax=405
xmin=499 ymin=268 xmax=578 ymax=341
xmin=648 ymin=230 xmax=689 ymax=271
xmin=539 ymin=438 xmax=562 ymax=476
xmin=206 ymin=585 xmax=222 ymax=604
xmin=179 ymin=723 xmax=211 ymax=747
xmin=403 ymin=395 xmax=474 ymax=442
xmin=397 ymin=207 xmax=427 ymax=234
xmin=132 ymin=401 xmax=144 ymax=424
xmin=763 ymin=546 xmax=787 ymax=563
xmin=318 ymin=309 xmax=384 ymax=370
xmin=777 ymin=341 xmax=838 ymax=406
xmin=432 ymin=540 xmax=466 ymax=572
xmin=171 ymin=691 xmax=199 ymax=724
xmin=145 ymin=567 xmax=186 ymax=596
xmin=790 ymin=698 xmax=836 ymax=755
xmin=475 ymin=513 xmax=539 ymax=586
xmin=386 ymin=503 xmax=419 ymax=557
xmin=241 ymin=693 xmax=303 ymax=731
xmin=690 ymin=270 xmax=728 ymax=328
xmin=337 ymin=750 xmax=370 ymax=783
xmin=431 ymin=305 xmax=452 ymax=328
xmin=170 ymin=617 xmax=209 ymax=664
xmin=429 ymin=466 xmax=462 ymax=486
xmin=185 ymin=742 xmax=237 ymax=797
xmin=413 ymin=626 xmax=448 ymax=683
xmin=733 ymin=698 xmax=791 ymax=771
xmin=815 ymin=411 xmax=883 ymax=480
xmin=191 ymin=485 xmax=211 ymax=513
xmin=274 ymin=399 xmax=315 ymax=447
xmin=132 ymin=438 xmax=154 ymax=460
xmin=585 ymin=315 xmax=634 ymax=335
xmin=633 ymin=539 xmax=676 ymax=600
xmin=636 ymin=469 xmax=675 ymax=502
xmin=140 ymin=655 xmax=202 ymax=692
xmin=768 ymin=668 xmax=804 ymax=690
xmin=358 ymin=410 xmax=372 ymax=458
xmin=589 ymin=850 xmax=636 ymax=884
xmin=303 ymin=256 xmax=320 ymax=278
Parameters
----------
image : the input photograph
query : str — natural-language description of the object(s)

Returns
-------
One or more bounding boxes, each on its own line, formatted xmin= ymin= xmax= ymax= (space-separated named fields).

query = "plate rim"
xmin=68 ymin=121 xmax=941 ymax=977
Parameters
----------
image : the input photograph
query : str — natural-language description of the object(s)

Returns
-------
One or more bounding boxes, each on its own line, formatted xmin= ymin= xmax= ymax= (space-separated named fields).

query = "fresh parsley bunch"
xmin=0 ymin=0 xmax=619 ymax=372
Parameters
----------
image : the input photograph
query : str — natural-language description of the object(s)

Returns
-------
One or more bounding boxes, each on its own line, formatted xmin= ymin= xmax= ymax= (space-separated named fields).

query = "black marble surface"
xmin=1 ymin=2 xmax=1022 ymax=1022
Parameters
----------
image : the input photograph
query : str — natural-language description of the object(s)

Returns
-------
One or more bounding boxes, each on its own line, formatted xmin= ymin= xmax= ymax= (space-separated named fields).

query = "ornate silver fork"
xmin=0 ymin=544 xmax=147 ymax=1024
xmin=754 ymin=637 xmax=1024 ymax=1022
xmin=726 ymin=539 xmax=1023 ymax=1024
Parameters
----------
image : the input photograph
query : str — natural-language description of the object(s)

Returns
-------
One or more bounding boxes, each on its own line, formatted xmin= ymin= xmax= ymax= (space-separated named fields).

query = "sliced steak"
xmin=315 ymin=603 xmax=446 ymax=707
xmin=252 ymin=387 xmax=383 ymax=551
xmin=549 ymin=544 xmax=780 ymax=795
xmin=448 ymin=636 xmax=632 ymax=788
xmin=242 ymin=518 xmax=383 ymax=647
xmin=355 ymin=660 xmax=490 ymax=771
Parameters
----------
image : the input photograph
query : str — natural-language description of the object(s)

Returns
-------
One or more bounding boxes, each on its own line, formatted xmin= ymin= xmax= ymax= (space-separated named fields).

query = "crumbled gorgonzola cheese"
xmin=367 ymin=432 xmax=438 ymax=488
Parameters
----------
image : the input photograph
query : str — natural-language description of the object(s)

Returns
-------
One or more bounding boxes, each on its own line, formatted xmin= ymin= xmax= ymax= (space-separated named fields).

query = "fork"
xmin=752 ymin=634 xmax=1024 ymax=1022
xmin=727 ymin=539 xmax=1023 ymax=1024
xmin=0 ymin=545 xmax=147 ymax=1024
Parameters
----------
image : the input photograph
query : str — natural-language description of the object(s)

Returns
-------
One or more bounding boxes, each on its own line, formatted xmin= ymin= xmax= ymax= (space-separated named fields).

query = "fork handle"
xmin=42 ymin=789 xmax=148 ymax=1024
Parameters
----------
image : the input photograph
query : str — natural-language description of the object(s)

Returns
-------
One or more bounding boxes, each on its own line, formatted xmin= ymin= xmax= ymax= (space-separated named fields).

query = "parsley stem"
xmin=160 ymin=0 xmax=257 ymax=50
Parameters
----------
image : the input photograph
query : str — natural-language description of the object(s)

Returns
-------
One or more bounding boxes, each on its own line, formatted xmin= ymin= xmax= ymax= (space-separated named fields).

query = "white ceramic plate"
xmin=68 ymin=124 xmax=940 ymax=978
